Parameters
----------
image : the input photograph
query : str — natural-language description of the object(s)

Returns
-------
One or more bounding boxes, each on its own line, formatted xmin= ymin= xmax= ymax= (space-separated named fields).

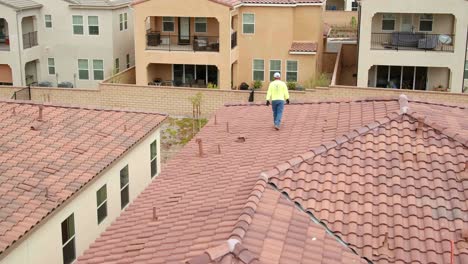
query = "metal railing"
xmin=231 ymin=31 xmax=237 ymax=49
xmin=371 ymin=32 xmax=455 ymax=52
xmin=11 ymin=86 xmax=31 ymax=100
xmin=23 ymin=31 xmax=38 ymax=49
xmin=146 ymin=32 xmax=219 ymax=52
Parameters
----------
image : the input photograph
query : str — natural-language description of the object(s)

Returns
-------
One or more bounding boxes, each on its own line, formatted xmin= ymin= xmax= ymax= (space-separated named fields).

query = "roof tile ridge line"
xmin=262 ymin=111 xmax=402 ymax=180
xmin=224 ymin=97 xmax=399 ymax=107
xmin=1 ymin=98 xmax=168 ymax=116
xmin=229 ymin=175 xmax=268 ymax=244
xmin=408 ymin=98 xmax=468 ymax=109
xmin=406 ymin=110 xmax=468 ymax=148
xmin=185 ymin=240 xmax=259 ymax=264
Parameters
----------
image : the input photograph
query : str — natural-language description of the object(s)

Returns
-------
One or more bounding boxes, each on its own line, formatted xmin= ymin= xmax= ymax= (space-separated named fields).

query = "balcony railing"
xmin=146 ymin=32 xmax=219 ymax=52
xmin=371 ymin=32 xmax=454 ymax=52
xmin=231 ymin=31 xmax=237 ymax=49
xmin=23 ymin=31 xmax=38 ymax=49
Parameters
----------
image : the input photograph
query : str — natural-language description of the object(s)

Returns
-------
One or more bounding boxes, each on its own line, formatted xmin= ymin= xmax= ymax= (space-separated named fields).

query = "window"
xmin=88 ymin=16 xmax=99 ymax=35
xmin=269 ymin=60 xmax=281 ymax=81
xmin=96 ymin=185 xmax=107 ymax=224
xmin=351 ymin=0 xmax=358 ymax=11
xmin=465 ymin=61 xmax=468 ymax=79
xmin=162 ymin=17 xmax=175 ymax=32
xmin=48 ymin=58 xmax=55 ymax=75
xmin=150 ymin=140 xmax=157 ymax=178
xmin=120 ymin=165 xmax=129 ymax=209
xmin=114 ymin=58 xmax=120 ymax=73
xmin=419 ymin=14 xmax=433 ymax=32
xmin=286 ymin=61 xmax=298 ymax=82
xmin=61 ymin=214 xmax=76 ymax=264
xmin=119 ymin=13 xmax=128 ymax=31
xmin=195 ymin=17 xmax=207 ymax=33
xmin=243 ymin=14 xmax=255 ymax=34
xmin=72 ymin=15 xmax=83 ymax=35
xmin=45 ymin=15 xmax=52 ymax=28
xmin=253 ymin=59 xmax=264 ymax=81
xmin=382 ymin=14 xmax=395 ymax=31
xmin=93 ymin=59 xmax=104 ymax=80
xmin=78 ymin=59 xmax=89 ymax=80
xmin=126 ymin=54 xmax=130 ymax=69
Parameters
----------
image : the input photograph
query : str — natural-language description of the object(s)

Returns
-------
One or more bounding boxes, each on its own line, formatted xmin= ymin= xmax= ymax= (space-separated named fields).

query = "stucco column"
xmin=134 ymin=13 xmax=148 ymax=86
xmin=345 ymin=0 xmax=353 ymax=11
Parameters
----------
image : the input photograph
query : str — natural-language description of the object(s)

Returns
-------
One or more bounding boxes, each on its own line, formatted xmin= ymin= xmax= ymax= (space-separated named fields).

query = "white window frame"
xmin=78 ymin=59 xmax=89 ymax=80
xmin=120 ymin=165 xmax=130 ymax=209
xmin=88 ymin=16 xmax=99 ymax=35
xmin=72 ymin=15 xmax=84 ymax=35
xmin=120 ymin=13 xmax=128 ymax=31
xmin=419 ymin=14 xmax=433 ymax=32
xmin=96 ymin=184 xmax=107 ymax=224
xmin=252 ymin=59 xmax=264 ymax=81
xmin=382 ymin=13 xmax=396 ymax=31
xmin=45 ymin=15 xmax=52 ymax=28
xmin=269 ymin=60 xmax=282 ymax=81
xmin=162 ymin=17 xmax=175 ymax=32
xmin=48 ymin=58 xmax=55 ymax=75
xmin=242 ymin=13 xmax=255 ymax=34
xmin=194 ymin=17 xmax=207 ymax=33
xmin=61 ymin=213 xmax=76 ymax=264
xmin=126 ymin=54 xmax=130 ymax=69
xmin=92 ymin=59 xmax=104 ymax=81
xmin=286 ymin=60 xmax=298 ymax=82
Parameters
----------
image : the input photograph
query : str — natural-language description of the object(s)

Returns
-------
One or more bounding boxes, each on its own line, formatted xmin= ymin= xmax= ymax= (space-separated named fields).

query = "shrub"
xmin=286 ymin=81 xmax=297 ymax=90
xmin=58 ymin=82 xmax=73 ymax=88
xmin=252 ymin=80 xmax=262 ymax=89
xmin=207 ymin=82 xmax=218 ymax=89
xmin=305 ymin=74 xmax=331 ymax=89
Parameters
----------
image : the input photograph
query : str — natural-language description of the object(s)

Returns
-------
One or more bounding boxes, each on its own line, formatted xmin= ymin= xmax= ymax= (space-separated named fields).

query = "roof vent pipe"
xmin=38 ymin=105 xmax=44 ymax=122
xmin=196 ymin=138 xmax=204 ymax=157
xmin=399 ymin=94 xmax=409 ymax=114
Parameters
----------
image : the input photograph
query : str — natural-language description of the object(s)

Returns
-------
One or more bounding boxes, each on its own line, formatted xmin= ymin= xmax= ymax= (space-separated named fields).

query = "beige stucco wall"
xmin=0 ymin=128 xmax=162 ymax=264
xmin=234 ymin=5 xmax=323 ymax=89
xmin=357 ymin=0 xmax=468 ymax=93
xmin=371 ymin=13 xmax=454 ymax=34
xmin=133 ymin=0 xmax=232 ymax=88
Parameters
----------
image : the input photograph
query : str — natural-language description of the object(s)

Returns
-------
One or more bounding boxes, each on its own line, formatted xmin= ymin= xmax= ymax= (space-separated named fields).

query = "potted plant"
xmin=252 ymin=80 xmax=262 ymax=90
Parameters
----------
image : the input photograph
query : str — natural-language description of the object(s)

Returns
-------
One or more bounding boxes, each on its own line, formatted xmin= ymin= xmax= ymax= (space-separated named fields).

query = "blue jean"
xmin=271 ymin=100 xmax=285 ymax=127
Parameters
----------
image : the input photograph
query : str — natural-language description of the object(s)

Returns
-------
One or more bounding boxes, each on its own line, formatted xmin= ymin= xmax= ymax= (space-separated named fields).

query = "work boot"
xmin=274 ymin=125 xmax=280 ymax=130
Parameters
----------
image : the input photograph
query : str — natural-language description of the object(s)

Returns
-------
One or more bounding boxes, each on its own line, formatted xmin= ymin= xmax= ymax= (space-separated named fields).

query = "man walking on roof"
xmin=266 ymin=72 xmax=290 ymax=130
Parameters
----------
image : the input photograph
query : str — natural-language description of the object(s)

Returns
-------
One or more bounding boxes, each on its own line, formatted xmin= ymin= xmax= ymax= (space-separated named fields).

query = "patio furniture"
xmin=418 ymin=35 xmax=438 ymax=50
xmin=193 ymin=37 xmax=208 ymax=51
xmin=392 ymin=32 xmax=424 ymax=48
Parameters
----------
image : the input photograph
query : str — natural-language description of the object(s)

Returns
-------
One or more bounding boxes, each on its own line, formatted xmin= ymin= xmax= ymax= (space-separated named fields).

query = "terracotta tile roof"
xmin=268 ymin=98 xmax=468 ymax=263
xmin=289 ymin=42 xmax=318 ymax=53
xmin=0 ymin=100 xmax=167 ymax=254
xmin=78 ymin=97 xmax=408 ymax=264
xmin=134 ymin=0 xmax=323 ymax=7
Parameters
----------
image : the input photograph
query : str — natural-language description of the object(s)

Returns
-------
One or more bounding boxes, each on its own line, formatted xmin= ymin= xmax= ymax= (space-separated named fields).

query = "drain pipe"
xmin=16 ymin=10 xmax=24 ymax=86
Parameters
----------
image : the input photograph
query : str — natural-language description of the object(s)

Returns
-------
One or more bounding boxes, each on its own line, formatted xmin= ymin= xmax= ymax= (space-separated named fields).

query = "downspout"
xmin=356 ymin=1 xmax=361 ymax=86
xmin=16 ymin=9 xmax=24 ymax=86
xmin=463 ymin=28 xmax=468 ymax=93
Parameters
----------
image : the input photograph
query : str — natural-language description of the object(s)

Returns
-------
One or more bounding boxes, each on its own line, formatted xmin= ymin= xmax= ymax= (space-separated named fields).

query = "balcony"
xmin=371 ymin=32 xmax=454 ymax=52
xmin=0 ymin=35 xmax=9 ymax=51
xmin=23 ymin=31 xmax=38 ymax=49
xmin=146 ymin=32 xmax=219 ymax=52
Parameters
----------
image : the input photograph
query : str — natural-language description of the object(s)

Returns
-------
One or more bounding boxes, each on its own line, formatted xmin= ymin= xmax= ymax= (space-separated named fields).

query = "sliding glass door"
xmin=173 ymin=64 xmax=218 ymax=87
xmin=375 ymin=65 xmax=427 ymax=90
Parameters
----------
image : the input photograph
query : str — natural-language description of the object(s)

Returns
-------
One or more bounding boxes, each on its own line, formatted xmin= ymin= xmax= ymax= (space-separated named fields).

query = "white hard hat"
xmin=274 ymin=72 xmax=281 ymax=78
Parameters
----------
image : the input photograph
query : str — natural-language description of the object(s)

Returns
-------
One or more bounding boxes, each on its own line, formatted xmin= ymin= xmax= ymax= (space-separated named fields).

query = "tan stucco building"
xmin=356 ymin=0 xmax=468 ymax=93
xmin=0 ymin=100 xmax=166 ymax=264
xmin=133 ymin=0 xmax=326 ymax=90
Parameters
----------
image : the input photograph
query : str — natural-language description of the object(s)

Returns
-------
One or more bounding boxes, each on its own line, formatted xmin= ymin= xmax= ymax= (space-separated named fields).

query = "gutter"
xmin=68 ymin=4 xmax=129 ymax=10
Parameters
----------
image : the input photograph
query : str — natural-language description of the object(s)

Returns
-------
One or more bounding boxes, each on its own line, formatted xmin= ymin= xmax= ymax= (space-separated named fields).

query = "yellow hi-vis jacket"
xmin=266 ymin=80 xmax=290 ymax=101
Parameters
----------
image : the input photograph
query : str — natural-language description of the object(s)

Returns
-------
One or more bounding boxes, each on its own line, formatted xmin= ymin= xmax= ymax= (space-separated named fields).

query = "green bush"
xmin=207 ymin=82 xmax=218 ymax=89
xmin=286 ymin=81 xmax=297 ymax=90
xmin=252 ymin=80 xmax=263 ymax=89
